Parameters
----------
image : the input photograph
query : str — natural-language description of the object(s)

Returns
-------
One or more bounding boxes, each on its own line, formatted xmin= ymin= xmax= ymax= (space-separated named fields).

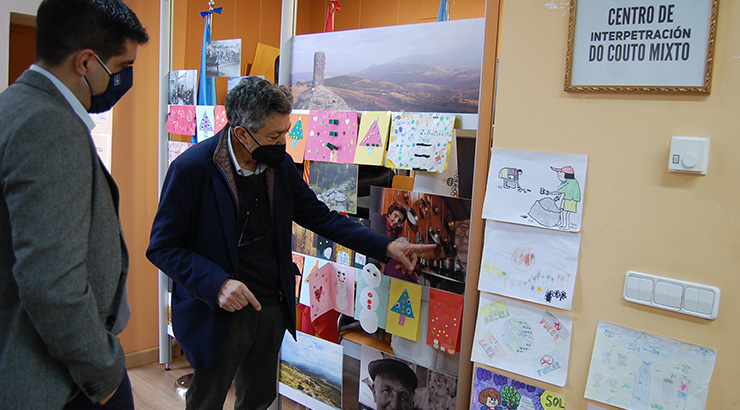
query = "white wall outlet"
xmin=669 ymin=136 xmax=710 ymax=174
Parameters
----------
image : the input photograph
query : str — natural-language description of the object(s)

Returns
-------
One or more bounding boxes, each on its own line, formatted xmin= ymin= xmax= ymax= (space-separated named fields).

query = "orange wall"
xmin=489 ymin=1 xmax=739 ymax=407
xmin=296 ymin=0 xmax=485 ymax=34
xmin=112 ymin=0 xmax=161 ymax=353
xmin=172 ymin=0 xmax=283 ymax=104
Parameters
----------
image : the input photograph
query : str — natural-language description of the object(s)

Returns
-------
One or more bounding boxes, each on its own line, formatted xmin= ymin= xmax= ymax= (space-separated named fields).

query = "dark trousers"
xmin=64 ymin=371 xmax=134 ymax=410
xmin=186 ymin=303 xmax=287 ymax=410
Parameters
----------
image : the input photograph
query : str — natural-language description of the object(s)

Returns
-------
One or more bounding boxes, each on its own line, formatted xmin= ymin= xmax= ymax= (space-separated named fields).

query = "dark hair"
xmin=387 ymin=202 xmax=407 ymax=220
xmin=225 ymin=76 xmax=293 ymax=133
xmin=36 ymin=0 xmax=149 ymax=66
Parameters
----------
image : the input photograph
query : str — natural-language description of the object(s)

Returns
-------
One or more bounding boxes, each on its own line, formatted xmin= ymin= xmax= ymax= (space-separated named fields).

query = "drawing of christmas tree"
xmin=391 ymin=288 xmax=415 ymax=325
xmin=199 ymin=112 xmax=213 ymax=132
xmin=360 ymin=118 xmax=382 ymax=154
xmin=289 ymin=118 xmax=304 ymax=148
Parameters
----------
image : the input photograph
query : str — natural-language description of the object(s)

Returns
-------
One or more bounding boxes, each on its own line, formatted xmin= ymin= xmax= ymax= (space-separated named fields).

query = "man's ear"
xmin=73 ymin=49 xmax=97 ymax=76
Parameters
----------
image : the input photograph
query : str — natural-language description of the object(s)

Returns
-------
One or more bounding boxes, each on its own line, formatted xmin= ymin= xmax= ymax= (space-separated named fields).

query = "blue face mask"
xmin=83 ymin=54 xmax=134 ymax=113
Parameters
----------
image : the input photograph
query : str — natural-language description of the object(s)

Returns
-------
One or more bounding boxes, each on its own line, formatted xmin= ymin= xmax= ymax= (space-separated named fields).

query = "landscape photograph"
xmin=280 ymin=331 xmax=343 ymax=409
xmin=289 ymin=18 xmax=484 ymax=113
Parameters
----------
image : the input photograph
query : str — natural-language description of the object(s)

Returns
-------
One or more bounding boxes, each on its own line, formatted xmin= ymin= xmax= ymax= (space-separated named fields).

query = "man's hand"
xmin=217 ymin=279 xmax=262 ymax=312
xmin=384 ymin=240 xmax=437 ymax=271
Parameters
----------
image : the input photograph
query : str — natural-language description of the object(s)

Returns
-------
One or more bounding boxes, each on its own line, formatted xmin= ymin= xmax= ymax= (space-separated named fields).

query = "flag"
xmin=324 ymin=1 xmax=341 ymax=32
xmin=437 ymin=0 xmax=449 ymax=22
xmin=198 ymin=14 xmax=217 ymax=107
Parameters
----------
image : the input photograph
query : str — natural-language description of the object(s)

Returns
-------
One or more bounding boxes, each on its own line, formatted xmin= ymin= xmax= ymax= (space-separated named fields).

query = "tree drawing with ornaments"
xmin=289 ymin=117 xmax=304 ymax=148
xmin=360 ymin=118 xmax=382 ymax=154
xmin=391 ymin=288 xmax=414 ymax=325
xmin=199 ymin=112 xmax=213 ymax=133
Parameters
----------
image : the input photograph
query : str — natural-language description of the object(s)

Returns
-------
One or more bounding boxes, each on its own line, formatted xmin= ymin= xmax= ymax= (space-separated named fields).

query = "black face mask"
xmin=83 ymin=54 xmax=134 ymax=114
xmin=237 ymin=126 xmax=286 ymax=168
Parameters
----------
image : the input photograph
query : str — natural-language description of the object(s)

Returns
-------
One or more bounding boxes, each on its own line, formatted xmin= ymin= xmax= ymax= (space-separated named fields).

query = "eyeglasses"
xmin=238 ymin=209 xmax=268 ymax=247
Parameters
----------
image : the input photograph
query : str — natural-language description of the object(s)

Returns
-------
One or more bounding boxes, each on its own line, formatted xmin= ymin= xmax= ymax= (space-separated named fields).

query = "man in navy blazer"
xmin=147 ymin=77 xmax=433 ymax=410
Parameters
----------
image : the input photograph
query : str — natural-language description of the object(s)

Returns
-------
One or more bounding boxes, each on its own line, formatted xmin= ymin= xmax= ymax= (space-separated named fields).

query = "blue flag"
xmin=437 ymin=0 xmax=449 ymax=22
xmin=196 ymin=15 xmax=217 ymax=143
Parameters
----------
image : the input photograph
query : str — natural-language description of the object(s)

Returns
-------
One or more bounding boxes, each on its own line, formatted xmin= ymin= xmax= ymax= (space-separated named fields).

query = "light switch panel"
xmin=623 ymin=271 xmax=720 ymax=319
xmin=669 ymin=136 xmax=710 ymax=174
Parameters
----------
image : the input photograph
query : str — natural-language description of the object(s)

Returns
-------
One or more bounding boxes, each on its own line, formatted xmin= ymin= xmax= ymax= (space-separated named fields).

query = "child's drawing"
xmin=305 ymin=110 xmax=358 ymax=164
xmin=585 ymin=321 xmax=717 ymax=410
xmin=479 ymin=220 xmax=581 ymax=310
xmin=385 ymin=112 xmax=454 ymax=172
xmin=471 ymin=364 xmax=566 ymax=410
xmin=471 ymin=293 xmax=573 ymax=387
xmin=482 ymin=148 xmax=588 ymax=233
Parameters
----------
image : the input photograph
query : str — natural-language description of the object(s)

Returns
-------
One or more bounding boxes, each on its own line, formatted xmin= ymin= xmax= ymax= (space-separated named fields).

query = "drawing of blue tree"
xmin=391 ymin=288 xmax=414 ymax=325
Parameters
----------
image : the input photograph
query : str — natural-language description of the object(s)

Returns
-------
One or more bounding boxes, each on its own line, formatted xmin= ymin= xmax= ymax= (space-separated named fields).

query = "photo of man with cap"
xmin=368 ymin=358 xmax=418 ymax=410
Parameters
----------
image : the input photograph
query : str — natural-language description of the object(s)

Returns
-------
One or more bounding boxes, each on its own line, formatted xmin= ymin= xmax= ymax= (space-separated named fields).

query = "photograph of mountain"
xmin=290 ymin=18 xmax=484 ymax=113
xmin=280 ymin=331 xmax=343 ymax=409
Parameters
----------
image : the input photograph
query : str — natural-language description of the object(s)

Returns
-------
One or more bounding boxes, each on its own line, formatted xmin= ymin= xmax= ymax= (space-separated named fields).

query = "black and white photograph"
xmin=167 ymin=69 xmax=197 ymax=105
xmin=358 ymin=346 xmax=457 ymax=410
xmin=206 ymin=38 xmax=242 ymax=78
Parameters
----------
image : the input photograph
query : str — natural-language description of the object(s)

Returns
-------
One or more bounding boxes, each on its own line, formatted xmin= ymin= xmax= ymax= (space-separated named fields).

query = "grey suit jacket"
xmin=0 ymin=70 xmax=130 ymax=408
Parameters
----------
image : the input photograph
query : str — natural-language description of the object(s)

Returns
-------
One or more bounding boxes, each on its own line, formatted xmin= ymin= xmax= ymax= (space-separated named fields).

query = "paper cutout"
xmin=413 ymin=131 xmax=460 ymax=197
xmin=167 ymin=105 xmax=196 ymax=135
xmin=354 ymin=263 xmax=390 ymax=333
xmin=385 ymin=278 xmax=422 ymax=341
xmin=279 ymin=331 xmax=343 ymax=410
xmin=305 ymin=110 xmax=358 ymax=164
xmin=214 ymin=105 xmax=227 ymax=134
xmin=288 ymin=113 xmax=309 ymax=162
xmin=471 ymin=293 xmax=573 ymax=387
xmin=426 ymin=288 xmax=463 ymax=354
xmin=471 ymin=364 xmax=566 ymax=410
xmin=385 ymin=112 xmax=454 ymax=172
xmin=309 ymin=262 xmax=356 ymax=321
xmin=481 ymin=148 xmax=588 ymax=232
xmin=195 ymin=105 xmax=215 ymax=142
xmin=585 ymin=321 xmax=717 ymax=410
xmin=354 ymin=111 xmax=391 ymax=166
xmin=298 ymin=255 xmax=327 ymax=307
xmin=479 ymin=220 xmax=581 ymax=310
xmin=315 ymin=234 xmax=335 ymax=261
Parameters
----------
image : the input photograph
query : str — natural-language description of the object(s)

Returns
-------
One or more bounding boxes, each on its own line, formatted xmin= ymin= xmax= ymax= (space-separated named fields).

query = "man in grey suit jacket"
xmin=0 ymin=1 xmax=148 ymax=409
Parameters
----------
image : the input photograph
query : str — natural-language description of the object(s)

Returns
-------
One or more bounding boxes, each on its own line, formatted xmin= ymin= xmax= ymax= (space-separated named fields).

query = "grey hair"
xmin=224 ymin=76 xmax=293 ymax=133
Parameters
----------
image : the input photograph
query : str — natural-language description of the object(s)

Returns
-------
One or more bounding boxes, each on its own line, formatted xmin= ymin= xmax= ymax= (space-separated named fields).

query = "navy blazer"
xmin=147 ymin=130 xmax=391 ymax=370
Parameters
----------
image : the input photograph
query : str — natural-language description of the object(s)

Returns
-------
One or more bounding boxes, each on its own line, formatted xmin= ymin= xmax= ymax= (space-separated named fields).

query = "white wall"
xmin=1 ymin=0 xmax=42 ymax=91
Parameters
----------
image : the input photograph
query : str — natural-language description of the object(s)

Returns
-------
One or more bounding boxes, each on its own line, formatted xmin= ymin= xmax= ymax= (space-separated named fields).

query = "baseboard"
xmin=124 ymin=347 xmax=159 ymax=369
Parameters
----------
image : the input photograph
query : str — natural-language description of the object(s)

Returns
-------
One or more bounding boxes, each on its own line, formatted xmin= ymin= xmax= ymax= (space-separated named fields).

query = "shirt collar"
xmin=29 ymin=64 xmax=95 ymax=132
xmin=226 ymin=125 xmax=266 ymax=176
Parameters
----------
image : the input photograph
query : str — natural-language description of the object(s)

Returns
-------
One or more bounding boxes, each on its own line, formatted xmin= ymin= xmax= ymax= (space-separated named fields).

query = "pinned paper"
xmin=471 ymin=364 xmax=566 ymax=410
xmin=585 ymin=321 xmax=717 ymax=410
xmin=479 ymin=220 xmax=581 ymax=310
xmin=385 ymin=112 xmax=454 ymax=172
xmin=385 ymin=278 xmax=422 ymax=341
xmin=167 ymin=105 xmax=196 ymax=135
xmin=305 ymin=110 xmax=358 ymax=164
xmin=354 ymin=264 xmax=390 ymax=333
xmin=196 ymin=105 xmax=215 ymax=142
xmin=471 ymin=293 xmax=573 ymax=387
xmin=214 ymin=105 xmax=227 ymax=134
xmin=309 ymin=262 xmax=356 ymax=321
xmin=167 ymin=141 xmax=194 ymax=166
xmin=298 ymin=255 xmax=327 ymax=307
xmin=291 ymin=253 xmax=305 ymax=302
xmin=354 ymin=111 xmax=391 ymax=166
xmin=426 ymin=289 xmax=464 ymax=354
xmin=288 ymin=113 xmax=309 ymax=162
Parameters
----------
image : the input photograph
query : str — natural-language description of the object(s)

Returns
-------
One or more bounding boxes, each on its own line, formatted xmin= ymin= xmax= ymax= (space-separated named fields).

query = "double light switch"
xmin=623 ymin=271 xmax=720 ymax=319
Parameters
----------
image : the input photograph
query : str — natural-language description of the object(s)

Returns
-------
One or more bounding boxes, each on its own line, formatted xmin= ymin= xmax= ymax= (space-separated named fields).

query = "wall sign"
xmin=565 ymin=0 xmax=719 ymax=93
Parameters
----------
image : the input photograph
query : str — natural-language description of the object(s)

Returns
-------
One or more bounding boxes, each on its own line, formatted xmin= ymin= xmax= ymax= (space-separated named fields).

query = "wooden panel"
xmin=359 ymin=0 xmax=399 ymax=28
xmin=8 ymin=23 xmax=35 ymax=85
